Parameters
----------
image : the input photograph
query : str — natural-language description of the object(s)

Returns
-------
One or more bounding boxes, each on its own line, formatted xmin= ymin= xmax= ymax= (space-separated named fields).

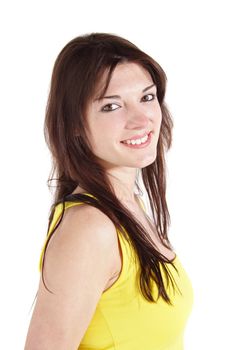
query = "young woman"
xmin=24 ymin=32 xmax=194 ymax=349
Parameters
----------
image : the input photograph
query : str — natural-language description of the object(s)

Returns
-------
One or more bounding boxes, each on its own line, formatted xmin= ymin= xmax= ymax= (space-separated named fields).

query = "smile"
xmin=120 ymin=131 xmax=152 ymax=149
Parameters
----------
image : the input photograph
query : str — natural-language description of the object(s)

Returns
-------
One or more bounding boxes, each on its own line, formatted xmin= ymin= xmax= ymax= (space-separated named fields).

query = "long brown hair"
xmin=41 ymin=32 xmax=180 ymax=305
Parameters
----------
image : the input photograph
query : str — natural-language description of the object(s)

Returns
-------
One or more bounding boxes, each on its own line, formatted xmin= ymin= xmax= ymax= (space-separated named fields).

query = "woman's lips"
xmin=120 ymin=131 xmax=152 ymax=149
xmin=121 ymin=131 xmax=150 ymax=142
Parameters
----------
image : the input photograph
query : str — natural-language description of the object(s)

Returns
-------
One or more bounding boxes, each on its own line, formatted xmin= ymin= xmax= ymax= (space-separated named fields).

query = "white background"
xmin=0 ymin=1 xmax=232 ymax=349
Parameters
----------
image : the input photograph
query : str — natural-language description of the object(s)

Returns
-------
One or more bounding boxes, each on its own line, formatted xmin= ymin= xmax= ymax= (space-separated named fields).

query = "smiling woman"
xmin=84 ymin=62 xmax=162 ymax=170
xmin=24 ymin=32 xmax=194 ymax=350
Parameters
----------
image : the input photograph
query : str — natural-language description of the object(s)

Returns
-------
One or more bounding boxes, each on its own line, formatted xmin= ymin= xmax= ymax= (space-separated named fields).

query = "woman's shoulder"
xmin=54 ymin=199 xmax=118 ymax=250
xmin=40 ymin=195 xmax=120 ymax=272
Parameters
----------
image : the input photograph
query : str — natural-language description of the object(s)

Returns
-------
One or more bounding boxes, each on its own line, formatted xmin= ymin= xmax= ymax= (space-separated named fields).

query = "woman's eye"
xmin=142 ymin=93 xmax=156 ymax=102
xmin=101 ymin=103 xmax=119 ymax=112
xmin=101 ymin=94 xmax=156 ymax=112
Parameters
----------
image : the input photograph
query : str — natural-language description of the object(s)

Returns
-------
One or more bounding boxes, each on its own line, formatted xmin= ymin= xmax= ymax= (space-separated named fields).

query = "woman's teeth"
xmin=123 ymin=133 xmax=149 ymax=145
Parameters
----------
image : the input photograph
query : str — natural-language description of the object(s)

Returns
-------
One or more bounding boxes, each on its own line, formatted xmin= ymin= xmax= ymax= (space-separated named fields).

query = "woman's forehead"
xmin=92 ymin=63 xmax=152 ymax=100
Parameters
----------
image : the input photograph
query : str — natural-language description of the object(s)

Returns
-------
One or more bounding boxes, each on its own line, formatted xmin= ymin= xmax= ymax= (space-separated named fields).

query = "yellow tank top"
xmin=39 ymin=193 xmax=194 ymax=350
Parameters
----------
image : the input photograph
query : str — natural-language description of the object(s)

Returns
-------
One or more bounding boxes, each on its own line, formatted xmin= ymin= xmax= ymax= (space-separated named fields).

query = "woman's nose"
xmin=125 ymin=108 xmax=149 ymax=130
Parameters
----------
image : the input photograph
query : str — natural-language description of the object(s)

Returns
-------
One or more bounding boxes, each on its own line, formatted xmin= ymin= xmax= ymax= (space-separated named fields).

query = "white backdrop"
xmin=0 ymin=1 xmax=232 ymax=349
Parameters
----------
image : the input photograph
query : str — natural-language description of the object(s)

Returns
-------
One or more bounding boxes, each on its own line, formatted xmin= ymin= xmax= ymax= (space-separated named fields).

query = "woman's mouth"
xmin=120 ymin=131 xmax=152 ymax=149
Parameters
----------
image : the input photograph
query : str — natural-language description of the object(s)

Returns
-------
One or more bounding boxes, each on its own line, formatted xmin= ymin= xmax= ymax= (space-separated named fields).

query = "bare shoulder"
xmin=58 ymin=202 xmax=118 ymax=250
xmin=24 ymin=203 xmax=119 ymax=349
xmin=43 ymin=202 xmax=119 ymax=291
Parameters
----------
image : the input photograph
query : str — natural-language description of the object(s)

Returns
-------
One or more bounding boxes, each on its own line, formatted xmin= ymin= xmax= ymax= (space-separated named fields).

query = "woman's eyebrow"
xmin=94 ymin=83 xmax=156 ymax=102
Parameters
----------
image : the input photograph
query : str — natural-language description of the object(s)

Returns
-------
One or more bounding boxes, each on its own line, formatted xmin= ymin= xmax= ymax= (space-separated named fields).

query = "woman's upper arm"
xmin=24 ymin=205 xmax=117 ymax=350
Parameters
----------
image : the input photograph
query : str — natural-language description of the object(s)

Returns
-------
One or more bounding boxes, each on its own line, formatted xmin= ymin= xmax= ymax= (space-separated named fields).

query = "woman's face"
xmin=85 ymin=62 xmax=162 ymax=170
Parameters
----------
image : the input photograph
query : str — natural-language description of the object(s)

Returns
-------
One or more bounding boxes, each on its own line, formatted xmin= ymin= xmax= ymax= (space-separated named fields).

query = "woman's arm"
xmin=24 ymin=204 xmax=117 ymax=350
